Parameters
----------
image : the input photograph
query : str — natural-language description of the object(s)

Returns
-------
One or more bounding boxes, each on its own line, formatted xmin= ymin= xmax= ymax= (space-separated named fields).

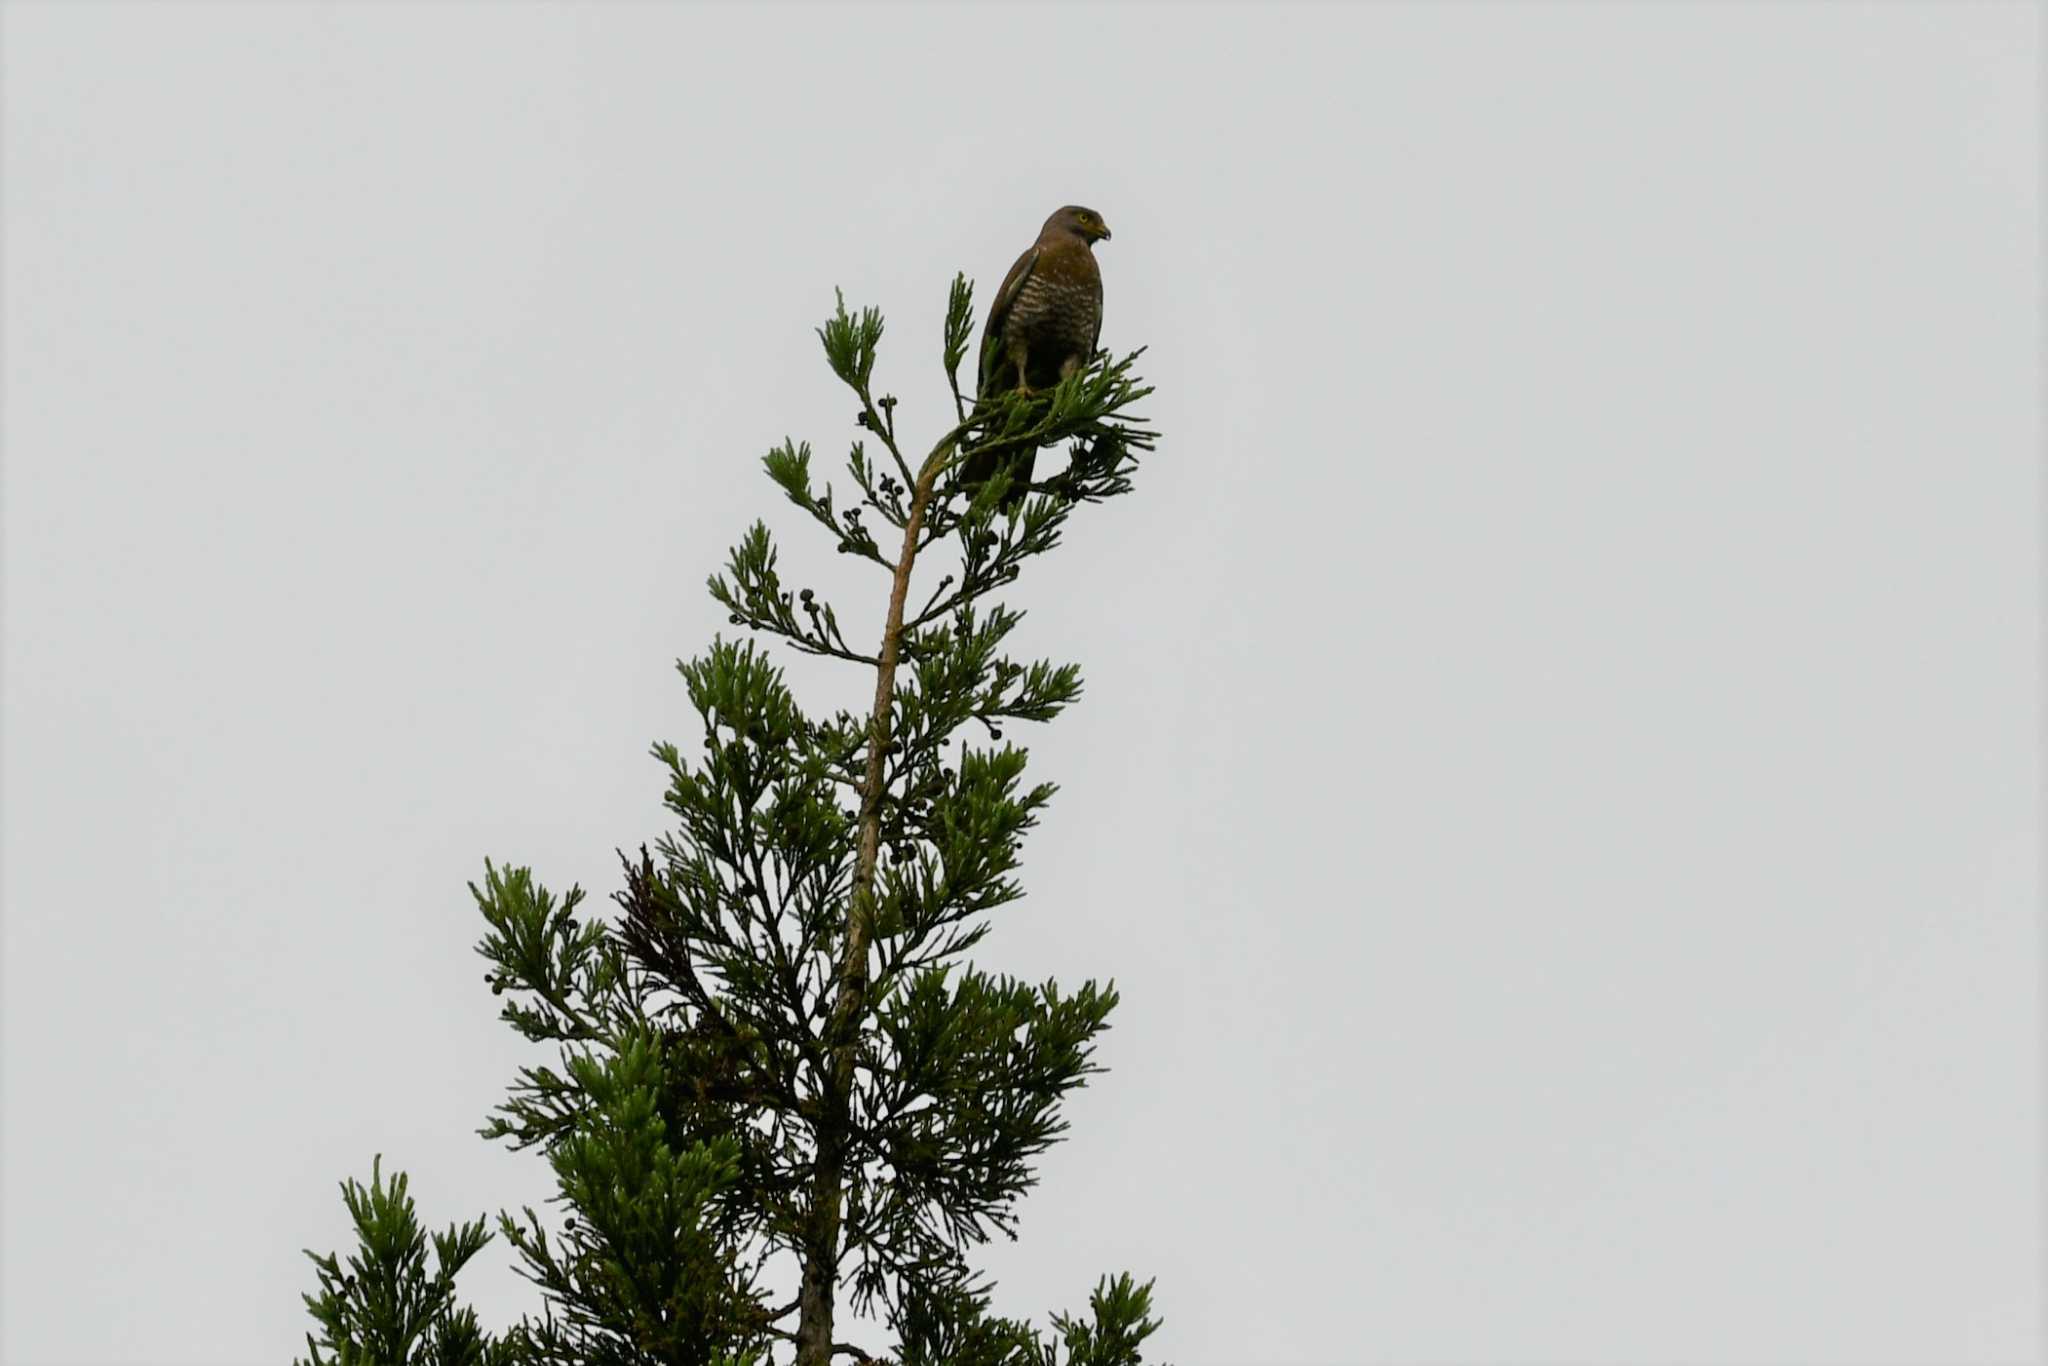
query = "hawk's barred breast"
xmin=1004 ymin=275 xmax=1101 ymax=364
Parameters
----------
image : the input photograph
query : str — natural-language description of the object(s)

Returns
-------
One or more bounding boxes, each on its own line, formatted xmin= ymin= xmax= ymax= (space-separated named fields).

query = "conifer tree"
xmin=297 ymin=273 xmax=1163 ymax=1366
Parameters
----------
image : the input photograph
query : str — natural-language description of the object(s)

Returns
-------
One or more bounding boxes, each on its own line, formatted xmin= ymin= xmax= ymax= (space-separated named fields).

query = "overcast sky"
xmin=1 ymin=3 xmax=2039 ymax=1364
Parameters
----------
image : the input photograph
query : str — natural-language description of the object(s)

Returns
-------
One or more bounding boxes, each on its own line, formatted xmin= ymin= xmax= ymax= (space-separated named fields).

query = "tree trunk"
xmin=794 ymin=443 xmax=950 ymax=1366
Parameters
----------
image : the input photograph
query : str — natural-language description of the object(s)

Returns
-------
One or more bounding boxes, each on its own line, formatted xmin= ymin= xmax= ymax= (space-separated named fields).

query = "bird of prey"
xmin=961 ymin=205 xmax=1112 ymax=505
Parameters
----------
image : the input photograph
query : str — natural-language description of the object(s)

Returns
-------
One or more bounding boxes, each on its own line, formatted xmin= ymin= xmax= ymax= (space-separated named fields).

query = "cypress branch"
xmin=294 ymin=264 xmax=1166 ymax=1366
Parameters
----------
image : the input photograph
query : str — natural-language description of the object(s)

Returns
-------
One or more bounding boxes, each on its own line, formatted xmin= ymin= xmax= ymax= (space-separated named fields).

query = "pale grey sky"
xmin=1 ymin=3 xmax=2039 ymax=1364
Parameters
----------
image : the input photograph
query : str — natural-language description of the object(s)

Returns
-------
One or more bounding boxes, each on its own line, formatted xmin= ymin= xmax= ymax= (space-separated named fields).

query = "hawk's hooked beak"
xmin=1094 ymin=223 xmax=1113 ymax=243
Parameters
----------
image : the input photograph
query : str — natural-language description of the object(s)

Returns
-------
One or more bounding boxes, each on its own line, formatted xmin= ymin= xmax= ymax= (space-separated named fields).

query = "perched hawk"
xmin=961 ymin=205 xmax=1112 ymax=504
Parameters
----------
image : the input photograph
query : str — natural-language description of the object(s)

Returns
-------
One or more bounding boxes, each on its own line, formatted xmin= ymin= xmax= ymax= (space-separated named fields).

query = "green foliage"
xmin=892 ymin=1275 xmax=1163 ymax=1366
xmin=496 ymin=1031 xmax=770 ymax=1366
xmin=475 ymin=862 xmax=627 ymax=1047
xmin=942 ymin=275 xmax=977 ymax=398
xmin=296 ymin=1158 xmax=512 ymax=1366
xmin=856 ymin=970 xmax=1118 ymax=1282
xmin=1038 ymin=1275 xmax=1166 ymax=1366
xmin=297 ymin=268 xmax=1164 ymax=1365
xmin=817 ymin=289 xmax=884 ymax=392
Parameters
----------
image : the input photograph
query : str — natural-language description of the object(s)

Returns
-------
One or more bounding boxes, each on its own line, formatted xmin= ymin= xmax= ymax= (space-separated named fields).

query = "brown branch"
xmin=795 ymin=433 xmax=956 ymax=1366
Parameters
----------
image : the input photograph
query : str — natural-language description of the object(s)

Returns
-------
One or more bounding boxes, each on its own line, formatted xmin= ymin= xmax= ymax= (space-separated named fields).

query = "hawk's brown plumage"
xmin=961 ymin=205 xmax=1111 ymax=503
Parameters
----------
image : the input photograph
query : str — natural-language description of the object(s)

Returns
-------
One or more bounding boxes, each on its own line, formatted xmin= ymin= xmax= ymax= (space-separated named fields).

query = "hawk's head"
xmin=1045 ymin=205 xmax=1112 ymax=245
